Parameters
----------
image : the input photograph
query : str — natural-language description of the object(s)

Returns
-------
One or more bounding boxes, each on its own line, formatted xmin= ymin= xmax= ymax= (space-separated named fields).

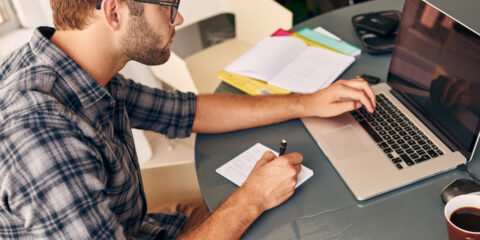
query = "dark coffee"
xmin=450 ymin=207 xmax=480 ymax=232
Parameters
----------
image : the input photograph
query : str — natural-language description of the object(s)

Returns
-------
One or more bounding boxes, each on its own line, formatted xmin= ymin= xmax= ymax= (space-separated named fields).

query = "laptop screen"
xmin=387 ymin=0 xmax=480 ymax=158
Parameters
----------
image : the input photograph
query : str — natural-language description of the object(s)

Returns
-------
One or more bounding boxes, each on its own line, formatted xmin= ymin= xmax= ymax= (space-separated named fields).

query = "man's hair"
xmin=50 ymin=0 xmax=144 ymax=30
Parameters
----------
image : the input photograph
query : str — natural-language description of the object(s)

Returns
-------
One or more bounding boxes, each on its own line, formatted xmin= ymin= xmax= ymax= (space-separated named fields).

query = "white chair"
xmin=150 ymin=0 xmax=293 ymax=94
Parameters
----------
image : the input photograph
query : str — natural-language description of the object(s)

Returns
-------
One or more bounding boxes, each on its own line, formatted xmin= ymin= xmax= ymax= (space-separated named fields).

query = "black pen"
xmin=279 ymin=138 xmax=287 ymax=156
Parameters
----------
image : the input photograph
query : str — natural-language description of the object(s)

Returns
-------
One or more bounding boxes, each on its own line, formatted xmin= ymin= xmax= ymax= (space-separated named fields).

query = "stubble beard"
xmin=121 ymin=15 xmax=171 ymax=65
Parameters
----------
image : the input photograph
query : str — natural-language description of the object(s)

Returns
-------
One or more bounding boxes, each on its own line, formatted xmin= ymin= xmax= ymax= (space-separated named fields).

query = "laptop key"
xmin=392 ymin=157 xmax=402 ymax=164
xmin=396 ymin=164 xmax=403 ymax=169
xmin=400 ymin=154 xmax=415 ymax=166
xmin=427 ymin=150 xmax=438 ymax=158
xmin=358 ymin=120 xmax=383 ymax=142
xmin=422 ymin=145 xmax=431 ymax=150
xmin=416 ymin=155 xmax=431 ymax=163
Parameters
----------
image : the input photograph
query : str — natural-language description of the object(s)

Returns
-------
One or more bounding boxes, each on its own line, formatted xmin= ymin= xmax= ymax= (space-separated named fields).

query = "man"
xmin=0 ymin=0 xmax=375 ymax=239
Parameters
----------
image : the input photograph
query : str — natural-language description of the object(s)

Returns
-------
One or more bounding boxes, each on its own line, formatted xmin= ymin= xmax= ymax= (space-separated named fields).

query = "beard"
xmin=121 ymin=15 xmax=171 ymax=65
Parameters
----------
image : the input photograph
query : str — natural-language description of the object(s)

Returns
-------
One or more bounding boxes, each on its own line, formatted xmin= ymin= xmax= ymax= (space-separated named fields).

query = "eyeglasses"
xmin=95 ymin=0 xmax=180 ymax=24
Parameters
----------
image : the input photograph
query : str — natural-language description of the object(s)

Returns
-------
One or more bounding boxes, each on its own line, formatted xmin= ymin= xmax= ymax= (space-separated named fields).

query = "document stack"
xmin=217 ymin=27 xmax=361 ymax=95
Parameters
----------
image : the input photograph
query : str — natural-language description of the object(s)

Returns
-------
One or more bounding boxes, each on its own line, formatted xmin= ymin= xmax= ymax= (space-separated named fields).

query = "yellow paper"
xmin=217 ymin=70 xmax=291 ymax=96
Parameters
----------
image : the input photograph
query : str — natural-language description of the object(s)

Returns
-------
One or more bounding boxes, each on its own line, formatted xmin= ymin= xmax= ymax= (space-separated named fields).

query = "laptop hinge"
xmin=389 ymin=89 xmax=464 ymax=157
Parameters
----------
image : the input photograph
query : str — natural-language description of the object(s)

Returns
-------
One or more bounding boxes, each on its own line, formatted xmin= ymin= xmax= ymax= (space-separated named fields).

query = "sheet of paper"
xmin=269 ymin=46 xmax=355 ymax=93
xmin=216 ymin=143 xmax=314 ymax=188
xmin=313 ymin=26 xmax=342 ymax=41
xmin=224 ymin=37 xmax=306 ymax=81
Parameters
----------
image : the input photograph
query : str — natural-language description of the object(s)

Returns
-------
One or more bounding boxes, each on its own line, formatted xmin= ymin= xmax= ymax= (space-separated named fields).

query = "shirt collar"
xmin=30 ymin=27 xmax=116 ymax=124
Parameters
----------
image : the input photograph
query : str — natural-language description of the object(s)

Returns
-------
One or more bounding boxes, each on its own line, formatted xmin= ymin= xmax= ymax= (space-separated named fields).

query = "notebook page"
xmin=224 ymin=37 xmax=306 ymax=81
xmin=268 ymin=46 xmax=355 ymax=93
xmin=216 ymin=143 xmax=314 ymax=188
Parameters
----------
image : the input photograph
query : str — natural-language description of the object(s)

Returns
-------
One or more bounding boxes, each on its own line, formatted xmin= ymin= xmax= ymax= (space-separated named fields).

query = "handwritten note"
xmin=216 ymin=143 xmax=314 ymax=188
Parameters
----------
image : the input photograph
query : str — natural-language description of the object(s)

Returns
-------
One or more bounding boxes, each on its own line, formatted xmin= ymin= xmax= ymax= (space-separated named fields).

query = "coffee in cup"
xmin=444 ymin=194 xmax=480 ymax=240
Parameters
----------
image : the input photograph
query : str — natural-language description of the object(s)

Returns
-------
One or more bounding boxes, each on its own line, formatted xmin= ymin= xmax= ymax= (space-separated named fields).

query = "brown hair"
xmin=50 ymin=0 xmax=143 ymax=30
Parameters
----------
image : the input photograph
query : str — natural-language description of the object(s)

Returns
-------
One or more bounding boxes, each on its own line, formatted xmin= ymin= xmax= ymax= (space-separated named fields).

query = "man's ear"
xmin=100 ymin=0 xmax=126 ymax=31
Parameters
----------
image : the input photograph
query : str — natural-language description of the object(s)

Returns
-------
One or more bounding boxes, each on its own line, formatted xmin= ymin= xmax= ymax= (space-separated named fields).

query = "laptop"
xmin=302 ymin=0 xmax=480 ymax=201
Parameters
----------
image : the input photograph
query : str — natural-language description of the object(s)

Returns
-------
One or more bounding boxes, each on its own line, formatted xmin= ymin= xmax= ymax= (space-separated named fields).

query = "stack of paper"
xmin=218 ymin=26 xmax=360 ymax=95
xmin=224 ymin=36 xmax=355 ymax=94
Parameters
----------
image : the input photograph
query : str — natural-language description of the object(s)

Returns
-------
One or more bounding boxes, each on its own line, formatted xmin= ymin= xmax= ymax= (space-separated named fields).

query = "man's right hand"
xmin=240 ymin=151 xmax=303 ymax=213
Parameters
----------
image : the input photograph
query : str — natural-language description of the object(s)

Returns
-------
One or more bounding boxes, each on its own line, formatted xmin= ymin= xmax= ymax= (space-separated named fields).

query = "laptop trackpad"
xmin=322 ymin=125 xmax=369 ymax=159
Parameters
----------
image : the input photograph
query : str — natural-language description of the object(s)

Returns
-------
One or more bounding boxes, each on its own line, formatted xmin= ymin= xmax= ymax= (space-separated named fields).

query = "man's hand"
xmin=240 ymin=151 xmax=303 ymax=213
xmin=305 ymin=78 xmax=376 ymax=117
xmin=193 ymin=78 xmax=376 ymax=133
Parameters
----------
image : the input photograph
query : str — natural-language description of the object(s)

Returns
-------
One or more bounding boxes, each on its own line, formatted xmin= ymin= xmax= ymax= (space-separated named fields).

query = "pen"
xmin=279 ymin=138 xmax=287 ymax=156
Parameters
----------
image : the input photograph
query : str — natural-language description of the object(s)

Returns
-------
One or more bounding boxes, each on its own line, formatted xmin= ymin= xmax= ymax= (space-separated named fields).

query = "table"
xmin=195 ymin=0 xmax=480 ymax=239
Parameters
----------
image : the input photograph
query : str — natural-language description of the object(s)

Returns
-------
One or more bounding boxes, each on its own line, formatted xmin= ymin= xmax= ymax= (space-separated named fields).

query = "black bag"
xmin=352 ymin=10 xmax=401 ymax=54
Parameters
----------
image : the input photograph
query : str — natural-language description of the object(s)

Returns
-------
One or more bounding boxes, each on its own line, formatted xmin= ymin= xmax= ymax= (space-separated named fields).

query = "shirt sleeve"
xmin=0 ymin=116 xmax=128 ymax=239
xmin=116 ymin=75 xmax=197 ymax=139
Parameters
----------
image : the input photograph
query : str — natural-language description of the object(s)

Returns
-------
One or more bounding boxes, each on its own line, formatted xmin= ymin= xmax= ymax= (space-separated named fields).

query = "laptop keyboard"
xmin=350 ymin=94 xmax=444 ymax=169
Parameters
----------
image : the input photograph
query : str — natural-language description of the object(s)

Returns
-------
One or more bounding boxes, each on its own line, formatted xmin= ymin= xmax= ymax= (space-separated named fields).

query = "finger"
xmin=282 ymin=152 xmax=303 ymax=165
xmin=344 ymin=79 xmax=377 ymax=108
xmin=329 ymin=100 xmax=363 ymax=115
xmin=293 ymin=163 xmax=302 ymax=174
xmin=255 ymin=151 xmax=276 ymax=167
xmin=336 ymin=85 xmax=375 ymax=113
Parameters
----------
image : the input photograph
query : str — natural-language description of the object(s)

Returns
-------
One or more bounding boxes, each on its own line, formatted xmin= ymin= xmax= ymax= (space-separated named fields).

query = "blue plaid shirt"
xmin=0 ymin=27 xmax=196 ymax=239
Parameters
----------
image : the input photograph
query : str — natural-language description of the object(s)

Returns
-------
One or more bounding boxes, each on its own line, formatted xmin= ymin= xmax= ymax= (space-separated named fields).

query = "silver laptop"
xmin=302 ymin=0 xmax=480 ymax=200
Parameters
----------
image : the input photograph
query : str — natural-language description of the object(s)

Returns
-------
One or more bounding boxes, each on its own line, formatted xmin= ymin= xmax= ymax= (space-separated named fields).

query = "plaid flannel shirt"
xmin=0 ymin=27 xmax=196 ymax=239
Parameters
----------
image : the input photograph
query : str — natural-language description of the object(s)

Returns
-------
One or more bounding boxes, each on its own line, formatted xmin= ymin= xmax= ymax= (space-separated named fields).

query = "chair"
xmin=149 ymin=0 xmax=293 ymax=94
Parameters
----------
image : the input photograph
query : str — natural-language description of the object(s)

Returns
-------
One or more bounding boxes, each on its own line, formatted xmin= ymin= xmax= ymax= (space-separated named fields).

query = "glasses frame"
xmin=95 ymin=0 xmax=180 ymax=24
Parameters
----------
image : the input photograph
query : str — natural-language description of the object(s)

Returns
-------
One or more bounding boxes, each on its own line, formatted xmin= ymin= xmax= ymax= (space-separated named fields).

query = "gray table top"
xmin=195 ymin=0 xmax=480 ymax=239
